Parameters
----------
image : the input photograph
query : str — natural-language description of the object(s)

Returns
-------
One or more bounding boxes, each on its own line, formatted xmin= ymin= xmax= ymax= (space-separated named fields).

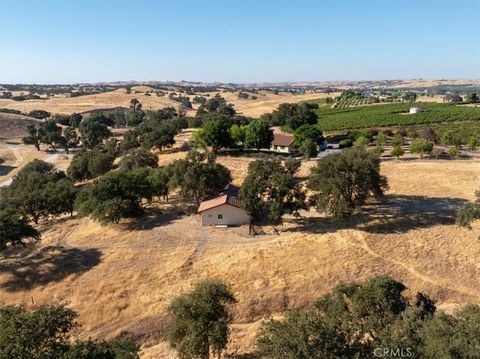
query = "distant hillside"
xmin=0 ymin=112 xmax=40 ymax=140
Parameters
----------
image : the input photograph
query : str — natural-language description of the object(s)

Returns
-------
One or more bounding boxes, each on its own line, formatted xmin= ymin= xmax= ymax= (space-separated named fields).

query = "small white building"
xmin=270 ymin=133 xmax=295 ymax=153
xmin=197 ymin=185 xmax=250 ymax=226
xmin=409 ymin=107 xmax=425 ymax=114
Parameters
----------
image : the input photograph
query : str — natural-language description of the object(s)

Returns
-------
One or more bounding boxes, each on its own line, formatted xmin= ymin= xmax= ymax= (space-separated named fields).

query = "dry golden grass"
xmin=0 ymin=159 xmax=479 ymax=357
xmin=0 ymin=87 xmax=339 ymax=118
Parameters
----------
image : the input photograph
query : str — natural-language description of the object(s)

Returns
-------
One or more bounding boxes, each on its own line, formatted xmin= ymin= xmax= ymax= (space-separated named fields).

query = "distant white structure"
xmin=409 ymin=107 xmax=425 ymax=114
xmin=197 ymin=185 xmax=249 ymax=226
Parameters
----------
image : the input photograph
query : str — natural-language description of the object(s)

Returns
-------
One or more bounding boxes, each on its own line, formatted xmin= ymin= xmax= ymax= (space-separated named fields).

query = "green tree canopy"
xmin=38 ymin=120 xmax=63 ymax=149
xmin=465 ymin=92 xmax=479 ymax=103
xmin=410 ymin=138 xmax=434 ymax=158
xmin=79 ymin=117 xmax=112 ymax=148
xmin=391 ymin=145 xmax=405 ymax=159
xmin=167 ymin=280 xmax=236 ymax=359
xmin=308 ymin=147 xmax=388 ymax=218
xmin=67 ymin=146 xmax=115 ymax=181
xmin=196 ymin=94 xmax=236 ymax=117
xmin=0 ymin=209 xmax=41 ymax=250
xmin=119 ymin=147 xmax=158 ymax=170
xmin=75 ymin=169 xmax=152 ymax=224
xmin=169 ymin=151 xmax=231 ymax=206
xmin=239 ymin=159 xmax=306 ymax=226
xmin=0 ymin=304 xmax=139 ymax=358
xmin=69 ymin=112 xmax=83 ymax=128
xmin=129 ymin=98 xmax=142 ymax=112
xmin=2 ymin=160 xmax=77 ymax=223
xmin=256 ymin=276 xmax=469 ymax=359
xmin=229 ymin=124 xmax=247 ymax=145
xmin=244 ymin=119 xmax=273 ymax=150
xmin=262 ymin=103 xmax=319 ymax=130
xmin=198 ymin=119 xmax=233 ymax=152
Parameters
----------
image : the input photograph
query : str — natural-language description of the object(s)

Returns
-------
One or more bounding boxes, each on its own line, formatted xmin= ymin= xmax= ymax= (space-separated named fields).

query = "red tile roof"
xmin=271 ymin=133 xmax=294 ymax=146
xmin=197 ymin=185 xmax=242 ymax=212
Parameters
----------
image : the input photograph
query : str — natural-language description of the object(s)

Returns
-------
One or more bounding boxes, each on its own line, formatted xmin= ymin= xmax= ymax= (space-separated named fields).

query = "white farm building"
xmin=197 ymin=185 xmax=250 ymax=226
xmin=409 ymin=107 xmax=425 ymax=114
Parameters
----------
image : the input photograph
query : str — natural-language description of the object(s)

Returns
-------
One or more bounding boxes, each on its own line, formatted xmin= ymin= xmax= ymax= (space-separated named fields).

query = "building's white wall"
xmin=270 ymin=145 xmax=292 ymax=153
xmin=201 ymin=204 xmax=250 ymax=226
xmin=409 ymin=108 xmax=423 ymax=114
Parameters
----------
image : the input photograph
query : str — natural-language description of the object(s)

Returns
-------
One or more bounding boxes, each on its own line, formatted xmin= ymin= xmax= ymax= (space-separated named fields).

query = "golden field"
xmin=0 ymin=85 xmax=340 ymax=118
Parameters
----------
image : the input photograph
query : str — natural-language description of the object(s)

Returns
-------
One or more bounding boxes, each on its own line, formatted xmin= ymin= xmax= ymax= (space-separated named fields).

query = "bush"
xmin=468 ymin=137 xmax=478 ymax=150
xmin=28 ymin=110 xmax=51 ymax=119
xmin=456 ymin=190 xmax=480 ymax=228
xmin=339 ymin=139 xmax=353 ymax=148
xmin=410 ymin=138 xmax=433 ymax=158
xmin=354 ymin=135 xmax=370 ymax=147
xmin=391 ymin=146 xmax=404 ymax=159
xmin=431 ymin=147 xmax=443 ymax=159
xmin=447 ymin=146 xmax=459 ymax=157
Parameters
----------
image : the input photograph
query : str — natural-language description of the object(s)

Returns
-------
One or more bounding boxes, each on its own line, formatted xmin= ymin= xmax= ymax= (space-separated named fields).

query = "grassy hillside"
xmin=1 ymin=160 xmax=480 ymax=358
xmin=311 ymin=102 xmax=480 ymax=131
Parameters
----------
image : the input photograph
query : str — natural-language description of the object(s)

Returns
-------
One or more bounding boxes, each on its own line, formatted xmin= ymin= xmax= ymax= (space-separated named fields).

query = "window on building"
xmin=218 ymin=214 xmax=223 ymax=219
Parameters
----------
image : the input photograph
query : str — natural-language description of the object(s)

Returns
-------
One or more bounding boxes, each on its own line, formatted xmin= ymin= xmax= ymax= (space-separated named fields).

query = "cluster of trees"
xmin=0 ymin=304 xmax=139 ymax=358
xmin=260 ymin=102 xmax=319 ymax=130
xmin=191 ymin=100 xmax=324 ymax=156
xmin=339 ymin=126 xmax=478 ymax=160
xmin=67 ymin=143 xmax=117 ymax=181
xmin=444 ymin=92 xmax=479 ymax=103
xmin=121 ymin=106 xmax=187 ymax=152
xmin=74 ymin=151 xmax=231 ymax=224
xmin=164 ymin=276 xmax=480 ymax=359
xmin=238 ymin=147 xmax=387 ymax=230
xmin=23 ymin=119 xmax=78 ymax=153
xmin=256 ymin=276 xmax=480 ymax=358
xmin=22 ymin=111 xmax=115 ymax=153
xmin=0 ymin=160 xmax=78 ymax=251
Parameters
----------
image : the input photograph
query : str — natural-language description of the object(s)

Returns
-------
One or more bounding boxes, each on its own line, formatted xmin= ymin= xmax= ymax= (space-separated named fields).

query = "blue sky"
xmin=0 ymin=0 xmax=479 ymax=84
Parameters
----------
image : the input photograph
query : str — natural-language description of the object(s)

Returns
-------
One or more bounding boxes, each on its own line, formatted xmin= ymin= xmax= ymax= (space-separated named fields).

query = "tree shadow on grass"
xmin=0 ymin=165 xmax=16 ymax=176
xmin=285 ymin=194 xmax=467 ymax=235
xmin=0 ymin=246 xmax=101 ymax=292
xmin=124 ymin=206 xmax=187 ymax=231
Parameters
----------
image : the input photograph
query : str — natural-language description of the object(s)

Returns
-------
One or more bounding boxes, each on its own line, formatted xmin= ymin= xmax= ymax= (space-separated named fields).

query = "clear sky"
xmin=1 ymin=0 xmax=479 ymax=84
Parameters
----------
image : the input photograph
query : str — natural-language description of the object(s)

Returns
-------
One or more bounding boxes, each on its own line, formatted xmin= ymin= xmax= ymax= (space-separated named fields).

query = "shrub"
xmin=391 ymin=146 xmax=404 ymax=159
xmin=410 ymin=139 xmax=433 ymax=158
xmin=447 ymin=146 xmax=459 ymax=157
